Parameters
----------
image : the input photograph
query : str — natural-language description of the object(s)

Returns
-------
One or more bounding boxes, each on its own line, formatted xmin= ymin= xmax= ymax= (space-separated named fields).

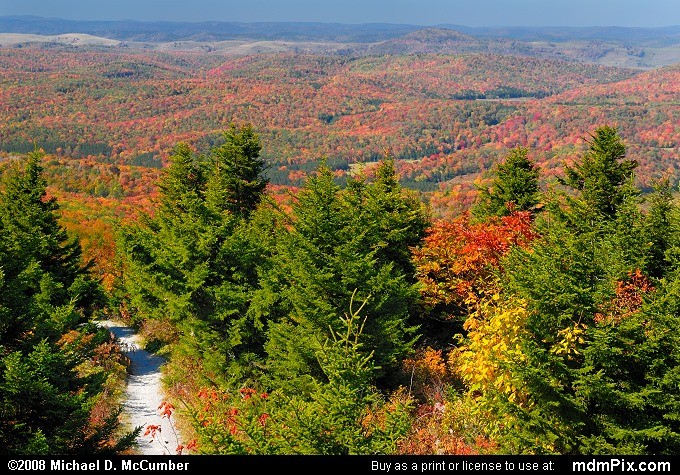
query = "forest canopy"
xmin=113 ymin=125 xmax=680 ymax=454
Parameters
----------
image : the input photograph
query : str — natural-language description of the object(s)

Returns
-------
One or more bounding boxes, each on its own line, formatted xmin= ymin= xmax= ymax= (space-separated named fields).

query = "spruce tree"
xmin=0 ymin=150 xmax=131 ymax=454
xmin=157 ymin=142 xmax=206 ymax=216
xmin=187 ymin=296 xmax=413 ymax=454
xmin=473 ymin=146 xmax=540 ymax=218
xmin=119 ymin=128 xmax=270 ymax=383
xmin=356 ymin=156 xmax=429 ymax=278
xmin=467 ymin=128 xmax=680 ymax=454
xmin=118 ymin=142 xmax=214 ymax=325
xmin=206 ymin=124 xmax=268 ymax=219
xmin=561 ymin=126 xmax=637 ymax=219
xmin=0 ymin=150 xmax=100 ymax=345
xmin=643 ymin=179 xmax=675 ymax=278
xmin=252 ymin=165 xmax=421 ymax=393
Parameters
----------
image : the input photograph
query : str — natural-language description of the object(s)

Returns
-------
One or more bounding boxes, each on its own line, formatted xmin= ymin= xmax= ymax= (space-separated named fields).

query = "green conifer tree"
xmin=157 ymin=142 xmax=206 ymax=216
xmin=473 ymin=146 xmax=540 ymax=218
xmin=206 ymin=124 xmax=268 ymax=219
xmin=118 ymin=129 xmax=270 ymax=384
xmin=0 ymin=150 xmax=131 ymax=454
xmin=356 ymin=156 xmax=429 ymax=278
xmin=643 ymin=179 xmax=675 ymax=278
xmin=561 ymin=126 xmax=638 ymax=218
xmin=0 ymin=150 xmax=101 ymax=345
xmin=468 ymin=128 xmax=679 ymax=454
xmin=252 ymin=165 xmax=421 ymax=393
xmin=188 ymin=295 xmax=413 ymax=454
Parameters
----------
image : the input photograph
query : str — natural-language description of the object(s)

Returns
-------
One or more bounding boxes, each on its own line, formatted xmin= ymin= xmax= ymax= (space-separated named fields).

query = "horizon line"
xmin=2 ymin=15 xmax=679 ymax=29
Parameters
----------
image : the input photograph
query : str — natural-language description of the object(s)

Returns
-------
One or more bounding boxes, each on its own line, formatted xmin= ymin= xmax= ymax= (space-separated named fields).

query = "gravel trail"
xmin=98 ymin=320 xmax=182 ymax=455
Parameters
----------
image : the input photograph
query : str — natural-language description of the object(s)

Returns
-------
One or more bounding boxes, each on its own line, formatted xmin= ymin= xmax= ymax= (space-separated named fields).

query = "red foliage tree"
xmin=413 ymin=211 xmax=537 ymax=318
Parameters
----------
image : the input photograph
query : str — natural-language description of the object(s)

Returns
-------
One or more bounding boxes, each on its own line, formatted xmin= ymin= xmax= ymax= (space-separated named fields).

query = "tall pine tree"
xmin=0 ymin=149 xmax=100 ymax=345
xmin=252 ymin=161 xmax=426 ymax=394
xmin=473 ymin=146 xmax=540 ymax=219
xmin=119 ymin=126 xmax=271 ymax=385
xmin=206 ymin=124 xmax=268 ymax=219
xmin=561 ymin=126 xmax=637 ymax=219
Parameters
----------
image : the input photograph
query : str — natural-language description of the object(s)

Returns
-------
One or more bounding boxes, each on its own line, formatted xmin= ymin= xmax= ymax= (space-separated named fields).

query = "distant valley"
xmin=0 ymin=16 xmax=678 ymax=218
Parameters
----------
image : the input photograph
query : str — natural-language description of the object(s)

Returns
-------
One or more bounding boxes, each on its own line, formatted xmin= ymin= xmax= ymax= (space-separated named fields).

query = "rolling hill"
xmin=1 ymin=16 xmax=679 ymax=67
xmin=0 ymin=19 xmax=677 ymax=220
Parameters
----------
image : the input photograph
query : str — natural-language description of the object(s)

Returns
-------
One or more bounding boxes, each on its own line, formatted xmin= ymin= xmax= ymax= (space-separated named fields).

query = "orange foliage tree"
xmin=413 ymin=211 xmax=537 ymax=320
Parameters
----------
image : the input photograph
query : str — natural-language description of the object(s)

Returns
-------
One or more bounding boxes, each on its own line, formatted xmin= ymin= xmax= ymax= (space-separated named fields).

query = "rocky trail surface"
xmin=98 ymin=320 xmax=182 ymax=455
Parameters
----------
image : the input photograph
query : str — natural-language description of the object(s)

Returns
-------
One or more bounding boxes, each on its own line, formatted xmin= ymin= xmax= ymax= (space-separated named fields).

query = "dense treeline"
xmin=2 ymin=48 xmax=677 ymax=230
xmin=117 ymin=124 xmax=429 ymax=452
xmin=111 ymin=124 xmax=680 ymax=454
xmin=4 ymin=47 xmax=677 ymax=188
xmin=0 ymin=151 xmax=137 ymax=454
xmin=2 ymin=118 xmax=678 ymax=454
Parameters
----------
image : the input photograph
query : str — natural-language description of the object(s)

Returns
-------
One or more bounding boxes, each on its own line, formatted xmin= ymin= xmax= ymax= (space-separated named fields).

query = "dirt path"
xmin=98 ymin=320 xmax=182 ymax=455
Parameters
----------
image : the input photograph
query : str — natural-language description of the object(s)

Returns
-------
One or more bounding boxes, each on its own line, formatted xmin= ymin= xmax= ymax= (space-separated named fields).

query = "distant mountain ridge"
xmin=1 ymin=15 xmax=679 ymax=44
xmin=445 ymin=25 xmax=680 ymax=46
xmin=0 ymin=15 xmax=423 ymax=42
xmin=1 ymin=16 xmax=679 ymax=68
xmin=360 ymin=27 xmax=680 ymax=68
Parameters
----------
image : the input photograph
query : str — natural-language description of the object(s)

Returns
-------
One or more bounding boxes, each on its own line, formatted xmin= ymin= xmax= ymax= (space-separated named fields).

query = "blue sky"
xmin=1 ymin=0 xmax=678 ymax=27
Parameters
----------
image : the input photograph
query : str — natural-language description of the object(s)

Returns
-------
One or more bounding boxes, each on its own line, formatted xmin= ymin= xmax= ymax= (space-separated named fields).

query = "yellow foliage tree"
xmin=448 ymin=295 xmax=532 ymax=443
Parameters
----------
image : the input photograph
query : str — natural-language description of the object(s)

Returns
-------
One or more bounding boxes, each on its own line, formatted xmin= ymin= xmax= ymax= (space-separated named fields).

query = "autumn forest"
xmin=1 ymin=18 xmax=680 ymax=456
